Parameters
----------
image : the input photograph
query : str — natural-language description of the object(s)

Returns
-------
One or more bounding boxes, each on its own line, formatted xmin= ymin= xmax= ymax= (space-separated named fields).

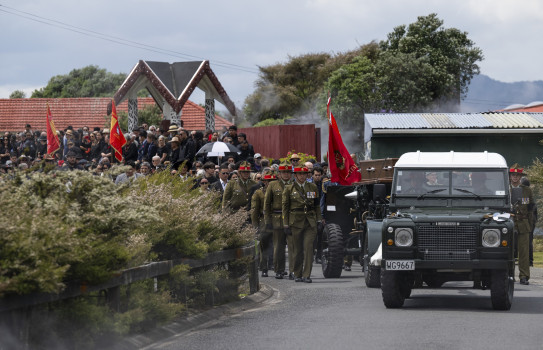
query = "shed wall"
xmin=239 ymin=124 xmax=321 ymax=160
xmin=370 ymin=134 xmax=543 ymax=168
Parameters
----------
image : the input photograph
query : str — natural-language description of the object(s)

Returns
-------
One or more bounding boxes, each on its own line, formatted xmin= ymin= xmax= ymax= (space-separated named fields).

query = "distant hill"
xmin=461 ymin=74 xmax=543 ymax=112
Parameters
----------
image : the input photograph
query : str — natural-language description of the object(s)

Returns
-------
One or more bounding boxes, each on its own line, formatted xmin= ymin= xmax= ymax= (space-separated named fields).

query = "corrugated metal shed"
xmin=365 ymin=112 xmax=543 ymax=143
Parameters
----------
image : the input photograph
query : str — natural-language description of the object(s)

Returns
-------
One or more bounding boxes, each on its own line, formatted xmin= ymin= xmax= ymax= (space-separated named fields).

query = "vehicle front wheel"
xmin=490 ymin=269 xmax=514 ymax=310
xmin=381 ymin=269 xmax=405 ymax=308
xmin=321 ymin=223 xmax=344 ymax=278
xmin=363 ymin=237 xmax=380 ymax=288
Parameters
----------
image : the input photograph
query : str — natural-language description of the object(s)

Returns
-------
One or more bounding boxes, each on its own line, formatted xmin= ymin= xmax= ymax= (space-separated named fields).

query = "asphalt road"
xmin=144 ymin=263 xmax=543 ymax=350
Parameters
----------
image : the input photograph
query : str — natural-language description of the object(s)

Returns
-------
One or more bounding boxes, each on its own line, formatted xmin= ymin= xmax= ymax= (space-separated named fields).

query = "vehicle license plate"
xmin=385 ymin=260 xmax=415 ymax=270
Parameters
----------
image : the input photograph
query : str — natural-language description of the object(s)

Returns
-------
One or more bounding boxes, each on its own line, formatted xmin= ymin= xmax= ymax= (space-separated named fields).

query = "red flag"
xmin=46 ymin=104 xmax=61 ymax=155
xmin=327 ymin=97 xmax=361 ymax=185
xmin=110 ymin=100 xmax=126 ymax=162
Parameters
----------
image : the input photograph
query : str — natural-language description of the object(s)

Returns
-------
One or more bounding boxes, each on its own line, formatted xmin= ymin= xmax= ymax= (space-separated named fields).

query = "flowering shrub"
xmin=0 ymin=169 xmax=255 ymax=296
xmin=279 ymin=150 xmax=317 ymax=164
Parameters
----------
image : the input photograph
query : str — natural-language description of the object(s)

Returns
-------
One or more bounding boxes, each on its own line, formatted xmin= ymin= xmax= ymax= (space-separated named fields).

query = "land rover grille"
xmin=417 ymin=224 xmax=478 ymax=260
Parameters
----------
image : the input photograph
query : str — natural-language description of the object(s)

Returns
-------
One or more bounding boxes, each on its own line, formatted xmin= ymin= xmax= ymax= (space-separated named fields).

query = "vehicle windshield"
xmin=393 ymin=169 xmax=507 ymax=197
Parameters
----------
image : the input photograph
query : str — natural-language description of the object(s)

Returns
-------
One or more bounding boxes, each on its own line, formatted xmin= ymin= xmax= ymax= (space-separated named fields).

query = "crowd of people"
xmin=1 ymin=122 xmax=333 ymax=282
xmin=0 ymin=123 xmax=267 ymax=174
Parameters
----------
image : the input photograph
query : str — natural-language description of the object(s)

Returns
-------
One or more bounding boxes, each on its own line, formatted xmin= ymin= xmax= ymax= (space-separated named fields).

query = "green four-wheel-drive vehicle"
xmin=321 ymin=158 xmax=396 ymax=287
xmin=375 ymin=151 xmax=516 ymax=310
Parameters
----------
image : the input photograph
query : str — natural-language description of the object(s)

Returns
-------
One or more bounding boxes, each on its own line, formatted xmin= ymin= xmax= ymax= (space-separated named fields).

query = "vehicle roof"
xmin=395 ymin=151 xmax=508 ymax=169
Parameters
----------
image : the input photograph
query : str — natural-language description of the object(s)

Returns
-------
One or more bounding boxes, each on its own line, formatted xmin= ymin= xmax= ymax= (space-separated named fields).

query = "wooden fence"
xmin=0 ymin=245 xmax=259 ymax=313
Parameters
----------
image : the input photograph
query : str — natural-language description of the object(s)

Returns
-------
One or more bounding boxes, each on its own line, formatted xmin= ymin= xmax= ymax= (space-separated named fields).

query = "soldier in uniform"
xmin=265 ymin=163 xmax=293 ymax=279
xmin=222 ymin=161 xmax=257 ymax=213
xmin=282 ymin=166 xmax=323 ymax=283
xmin=251 ymin=171 xmax=276 ymax=277
xmin=509 ymin=164 xmax=534 ymax=285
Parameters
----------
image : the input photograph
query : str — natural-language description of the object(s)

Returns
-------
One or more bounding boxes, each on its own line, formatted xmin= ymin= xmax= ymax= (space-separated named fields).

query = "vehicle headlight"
xmin=395 ymin=228 xmax=413 ymax=247
xmin=482 ymin=229 xmax=500 ymax=247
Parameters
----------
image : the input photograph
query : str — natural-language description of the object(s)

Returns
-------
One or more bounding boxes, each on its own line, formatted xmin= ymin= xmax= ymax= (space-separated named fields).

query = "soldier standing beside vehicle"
xmin=251 ymin=171 xmax=276 ymax=277
xmin=265 ymin=163 xmax=293 ymax=279
xmin=222 ymin=161 xmax=256 ymax=213
xmin=282 ymin=166 xmax=323 ymax=283
xmin=509 ymin=164 xmax=534 ymax=285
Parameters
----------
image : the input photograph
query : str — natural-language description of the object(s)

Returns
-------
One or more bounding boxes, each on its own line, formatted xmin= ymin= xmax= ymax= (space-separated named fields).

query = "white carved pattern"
xmin=205 ymin=98 xmax=215 ymax=131
xmin=128 ymin=98 xmax=138 ymax=132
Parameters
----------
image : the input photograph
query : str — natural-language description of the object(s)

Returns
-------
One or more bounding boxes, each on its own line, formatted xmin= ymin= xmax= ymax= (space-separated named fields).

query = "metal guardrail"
xmin=0 ymin=245 xmax=259 ymax=313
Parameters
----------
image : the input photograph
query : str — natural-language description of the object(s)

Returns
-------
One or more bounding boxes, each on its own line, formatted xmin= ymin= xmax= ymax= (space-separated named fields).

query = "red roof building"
xmin=500 ymin=101 xmax=543 ymax=112
xmin=0 ymin=97 xmax=232 ymax=132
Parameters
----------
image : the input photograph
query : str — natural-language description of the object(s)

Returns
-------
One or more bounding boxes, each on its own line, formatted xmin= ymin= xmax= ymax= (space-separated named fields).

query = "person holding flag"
xmin=326 ymin=96 xmax=361 ymax=185
xmin=109 ymin=100 xmax=127 ymax=162
xmin=46 ymin=104 xmax=61 ymax=160
xmin=324 ymin=96 xmax=361 ymax=271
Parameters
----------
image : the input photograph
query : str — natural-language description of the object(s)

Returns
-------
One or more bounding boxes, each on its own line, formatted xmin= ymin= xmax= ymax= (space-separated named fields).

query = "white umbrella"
xmin=196 ymin=141 xmax=240 ymax=157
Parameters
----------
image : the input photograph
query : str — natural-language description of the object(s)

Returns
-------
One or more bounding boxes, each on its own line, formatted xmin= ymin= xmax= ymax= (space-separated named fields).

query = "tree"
xmin=243 ymin=53 xmax=335 ymax=124
xmin=322 ymin=13 xmax=483 ymax=132
xmin=115 ymin=104 xmax=164 ymax=132
xmin=380 ymin=13 xmax=483 ymax=107
xmin=9 ymin=90 xmax=26 ymax=98
xmin=31 ymin=65 xmax=127 ymax=98
xmin=322 ymin=56 xmax=379 ymax=125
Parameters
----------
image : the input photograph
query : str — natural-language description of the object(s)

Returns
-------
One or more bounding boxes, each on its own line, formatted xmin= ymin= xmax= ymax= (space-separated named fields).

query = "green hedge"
xmin=0 ymin=168 xmax=255 ymax=296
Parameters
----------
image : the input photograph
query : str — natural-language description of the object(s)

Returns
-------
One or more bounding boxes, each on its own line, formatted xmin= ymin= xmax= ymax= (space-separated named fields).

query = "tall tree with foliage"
xmin=380 ymin=13 xmax=483 ymax=108
xmin=322 ymin=13 xmax=483 ymax=134
xmin=244 ymin=53 xmax=340 ymax=124
xmin=31 ymin=65 xmax=127 ymax=98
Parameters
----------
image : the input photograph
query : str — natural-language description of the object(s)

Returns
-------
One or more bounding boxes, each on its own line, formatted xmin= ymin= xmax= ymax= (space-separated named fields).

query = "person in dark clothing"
xmin=20 ymin=131 xmax=37 ymax=159
xmin=178 ymin=129 xmax=196 ymax=165
xmin=168 ymin=137 xmax=181 ymax=164
xmin=36 ymin=135 xmax=48 ymax=159
xmin=210 ymin=163 xmax=230 ymax=194
xmin=59 ymin=150 xmax=83 ymax=171
xmin=237 ymin=140 xmax=255 ymax=161
xmin=137 ymin=130 xmax=149 ymax=164
xmin=144 ymin=133 xmax=158 ymax=163
xmin=203 ymin=161 xmax=218 ymax=184
xmin=193 ymin=131 xmax=206 ymax=160
xmin=155 ymin=135 xmax=170 ymax=163
xmin=122 ymin=134 xmax=138 ymax=163
xmin=227 ymin=125 xmax=240 ymax=147
xmin=312 ymin=166 xmax=325 ymax=264
xmin=0 ymin=136 xmax=12 ymax=164
xmin=79 ymin=134 xmax=92 ymax=160
xmin=89 ymin=132 xmax=103 ymax=164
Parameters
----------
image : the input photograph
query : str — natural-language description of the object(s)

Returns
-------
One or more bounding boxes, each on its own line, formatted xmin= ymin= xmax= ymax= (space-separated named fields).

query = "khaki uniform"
xmin=282 ymin=181 xmax=322 ymax=279
xmin=252 ymin=186 xmax=273 ymax=271
xmin=222 ymin=178 xmax=257 ymax=212
xmin=512 ymin=184 xmax=534 ymax=280
xmin=264 ymin=179 xmax=291 ymax=274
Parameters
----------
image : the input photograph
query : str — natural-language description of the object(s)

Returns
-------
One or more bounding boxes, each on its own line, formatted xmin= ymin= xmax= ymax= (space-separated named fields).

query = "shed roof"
xmin=364 ymin=112 xmax=543 ymax=143
xmin=0 ymin=97 xmax=232 ymax=132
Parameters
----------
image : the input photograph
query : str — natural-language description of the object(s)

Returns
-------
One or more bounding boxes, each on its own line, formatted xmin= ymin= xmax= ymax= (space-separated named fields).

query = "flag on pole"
xmin=327 ymin=96 xmax=361 ymax=185
xmin=109 ymin=100 xmax=126 ymax=162
xmin=46 ymin=104 xmax=61 ymax=155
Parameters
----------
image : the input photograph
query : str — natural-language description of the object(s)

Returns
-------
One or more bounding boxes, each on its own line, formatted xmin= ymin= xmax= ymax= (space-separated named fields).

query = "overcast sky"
xmin=1 ymin=0 xmax=542 ymax=112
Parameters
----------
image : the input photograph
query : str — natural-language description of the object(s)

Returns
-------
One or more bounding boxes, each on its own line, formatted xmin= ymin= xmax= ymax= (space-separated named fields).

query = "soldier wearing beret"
xmin=264 ymin=163 xmax=293 ymax=279
xmin=282 ymin=166 xmax=323 ymax=283
xmin=509 ymin=164 xmax=534 ymax=285
xmin=222 ymin=161 xmax=257 ymax=212
xmin=251 ymin=171 xmax=276 ymax=277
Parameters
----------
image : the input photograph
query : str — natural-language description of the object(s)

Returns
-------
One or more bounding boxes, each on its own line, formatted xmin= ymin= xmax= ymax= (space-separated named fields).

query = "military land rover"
xmin=377 ymin=151 xmax=516 ymax=310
